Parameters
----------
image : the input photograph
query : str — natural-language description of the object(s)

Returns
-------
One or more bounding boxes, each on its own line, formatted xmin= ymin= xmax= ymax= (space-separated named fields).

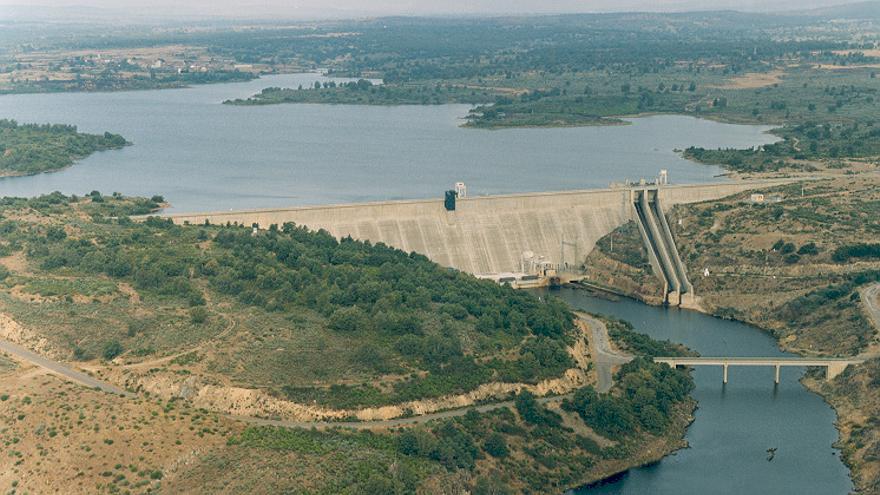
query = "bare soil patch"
xmin=712 ymin=69 xmax=784 ymax=89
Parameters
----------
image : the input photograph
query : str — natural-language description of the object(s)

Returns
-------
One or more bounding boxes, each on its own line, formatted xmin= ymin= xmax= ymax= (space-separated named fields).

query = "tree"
xmin=328 ymin=306 xmax=371 ymax=332
xmin=190 ymin=307 xmax=208 ymax=324
xmin=102 ymin=340 xmax=123 ymax=360
xmin=483 ymin=433 xmax=509 ymax=458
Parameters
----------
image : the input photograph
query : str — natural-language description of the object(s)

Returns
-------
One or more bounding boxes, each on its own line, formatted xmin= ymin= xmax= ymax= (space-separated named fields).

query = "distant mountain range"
xmin=0 ymin=0 xmax=877 ymax=23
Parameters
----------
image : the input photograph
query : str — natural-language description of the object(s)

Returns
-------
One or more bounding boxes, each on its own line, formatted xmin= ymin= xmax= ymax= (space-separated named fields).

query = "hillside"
xmin=0 ymin=193 xmax=696 ymax=493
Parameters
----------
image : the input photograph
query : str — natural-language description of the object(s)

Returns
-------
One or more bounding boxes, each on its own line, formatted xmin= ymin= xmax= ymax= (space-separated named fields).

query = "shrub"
xmin=190 ymin=307 xmax=208 ymax=324
xmin=797 ymin=242 xmax=819 ymax=255
xmin=102 ymin=341 xmax=123 ymax=360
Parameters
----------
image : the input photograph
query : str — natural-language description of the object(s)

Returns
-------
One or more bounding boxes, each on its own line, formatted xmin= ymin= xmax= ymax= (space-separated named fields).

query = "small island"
xmin=0 ymin=119 xmax=128 ymax=177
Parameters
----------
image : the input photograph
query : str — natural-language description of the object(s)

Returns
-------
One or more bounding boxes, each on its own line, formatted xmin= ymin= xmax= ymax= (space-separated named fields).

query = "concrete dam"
xmin=161 ymin=179 xmax=792 ymax=283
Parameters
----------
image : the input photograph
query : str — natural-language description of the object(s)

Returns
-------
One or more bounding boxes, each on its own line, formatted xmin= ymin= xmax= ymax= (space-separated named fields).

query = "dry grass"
xmin=711 ymin=69 xmax=785 ymax=89
xmin=0 ymin=360 xmax=236 ymax=494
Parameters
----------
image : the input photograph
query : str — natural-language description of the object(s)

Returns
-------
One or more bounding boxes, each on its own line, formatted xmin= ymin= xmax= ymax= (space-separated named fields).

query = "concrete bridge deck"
xmin=157 ymin=179 xmax=799 ymax=276
xmin=654 ymin=356 xmax=865 ymax=383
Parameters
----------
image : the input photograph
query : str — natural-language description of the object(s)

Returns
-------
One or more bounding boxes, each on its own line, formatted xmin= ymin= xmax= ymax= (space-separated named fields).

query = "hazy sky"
xmin=0 ymin=0 xmax=862 ymax=20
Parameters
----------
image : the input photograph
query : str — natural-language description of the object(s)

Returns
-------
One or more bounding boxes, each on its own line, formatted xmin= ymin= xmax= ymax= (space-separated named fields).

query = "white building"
xmin=454 ymin=182 xmax=467 ymax=198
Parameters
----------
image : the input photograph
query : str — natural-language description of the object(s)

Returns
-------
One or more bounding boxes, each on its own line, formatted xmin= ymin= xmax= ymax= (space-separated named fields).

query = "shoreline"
xmin=565 ymin=282 xmax=858 ymax=491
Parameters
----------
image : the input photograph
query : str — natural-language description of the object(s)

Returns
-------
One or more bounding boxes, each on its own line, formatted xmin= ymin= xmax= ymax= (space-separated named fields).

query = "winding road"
xmin=0 ymin=338 xmax=132 ymax=397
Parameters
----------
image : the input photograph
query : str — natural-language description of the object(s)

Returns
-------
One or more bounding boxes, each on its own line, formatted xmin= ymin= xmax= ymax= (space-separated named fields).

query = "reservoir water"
xmin=0 ymin=74 xmax=851 ymax=491
xmin=542 ymin=289 xmax=853 ymax=495
xmin=0 ymin=73 xmax=779 ymax=212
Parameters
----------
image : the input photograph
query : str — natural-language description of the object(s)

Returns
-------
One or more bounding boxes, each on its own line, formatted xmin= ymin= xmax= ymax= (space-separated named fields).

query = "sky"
xmin=0 ymin=0 xmax=864 ymax=20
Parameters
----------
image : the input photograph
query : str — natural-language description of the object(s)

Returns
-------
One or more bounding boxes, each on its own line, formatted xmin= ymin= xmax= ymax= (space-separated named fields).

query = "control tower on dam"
xmin=159 ymin=179 xmax=796 ymax=278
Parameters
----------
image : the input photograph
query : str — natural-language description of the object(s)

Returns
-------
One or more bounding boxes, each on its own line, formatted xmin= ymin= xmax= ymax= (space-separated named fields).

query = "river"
xmin=0 ymin=73 xmax=778 ymax=212
xmin=0 ymin=75 xmax=850 ymax=492
xmin=541 ymin=289 xmax=853 ymax=495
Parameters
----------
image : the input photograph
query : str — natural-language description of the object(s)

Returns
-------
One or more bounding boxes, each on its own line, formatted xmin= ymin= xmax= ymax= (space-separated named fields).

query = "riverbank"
xmin=553 ymin=288 xmax=854 ymax=494
xmin=579 ymin=173 xmax=880 ymax=492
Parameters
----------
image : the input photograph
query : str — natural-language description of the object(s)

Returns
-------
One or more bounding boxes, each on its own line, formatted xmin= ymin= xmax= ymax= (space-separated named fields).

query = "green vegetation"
xmin=0 ymin=190 xmax=696 ymax=492
xmin=0 ymin=192 xmax=575 ymax=406
xmin=219 ymin=354 xmax=693 ymax=493
xmin=564 ymin=359 xmax=693 ymax=438
xmin=832 ymin=243 xmax=880 ymax=262
xmin=0 ymin=119 xmax=127 ymax=176
xmin=225 ymin=79 xmax=496 ymax=106
xmin=604 ymin=317 xmax=690 ymax=358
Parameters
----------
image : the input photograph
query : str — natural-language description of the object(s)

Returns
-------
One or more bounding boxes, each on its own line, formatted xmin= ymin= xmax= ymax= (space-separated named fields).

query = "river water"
xmin=0 ymin=75 xmax=851 ymax=492
xmin=542 ymin=289 xmax=853 ymax=495
xmin=0 ymin=73 xmax=778 ymax=212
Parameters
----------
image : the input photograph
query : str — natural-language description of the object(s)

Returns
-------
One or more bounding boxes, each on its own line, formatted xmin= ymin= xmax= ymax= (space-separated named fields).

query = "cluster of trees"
xmin=605 ymin=318 xmax=686 ymax=357
xmin=0 ymin=119 xmax=127 ymax=175
xmin=468 ymin=90 xmax=694 ymax=128
xmin=564 ymin=359 xmax=693 ymax=439
xmin=226 ymin=80 xmax=493 ymax=106
xmin=771 ymin=239 xmax=820 ymax=265
xmin=833 ymin=243 xmax=880 ymax=263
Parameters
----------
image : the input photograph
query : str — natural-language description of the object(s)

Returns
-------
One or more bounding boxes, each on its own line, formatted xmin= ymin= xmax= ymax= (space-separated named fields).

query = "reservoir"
xmin=0 ymin=73 xmax=778 ymax=212
xmin=0 ymin=74 xmax=850 ymax=491
xmin=544 ymin=289 xmax=853 ymax=495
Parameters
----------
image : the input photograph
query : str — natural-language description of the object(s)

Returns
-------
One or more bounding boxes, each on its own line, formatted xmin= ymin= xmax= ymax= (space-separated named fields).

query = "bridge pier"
xmin=723 ymin=363 xmax=728 ymax=384
xmin=775 ymin=364 xmax=781 ymax=384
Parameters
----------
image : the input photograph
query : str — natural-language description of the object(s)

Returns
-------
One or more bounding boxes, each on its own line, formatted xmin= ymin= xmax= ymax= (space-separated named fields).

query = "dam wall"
xmin=161 ymin=179 xmax=795 ymax=275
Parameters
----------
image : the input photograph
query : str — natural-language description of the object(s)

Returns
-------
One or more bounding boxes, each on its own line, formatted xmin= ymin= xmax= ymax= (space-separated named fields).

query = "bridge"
xmin=156 ymin=179 xmax=798 ymax=306
xmin=654 ymin=356 xmax=865 ymax=384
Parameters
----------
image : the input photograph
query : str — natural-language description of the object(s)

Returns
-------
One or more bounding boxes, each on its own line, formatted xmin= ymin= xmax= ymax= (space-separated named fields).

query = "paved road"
xmin=577 ymin=313 xmax=632 ymax=393
xmin=227 ymin=393 xmax=573 ymax=430
xmin=0 ymin=338 xmax=133 ymax=397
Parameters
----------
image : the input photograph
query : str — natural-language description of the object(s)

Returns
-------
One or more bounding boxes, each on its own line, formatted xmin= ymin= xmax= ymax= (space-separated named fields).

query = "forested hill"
xmin=0 ymin=119 xmax=127 ymax=176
